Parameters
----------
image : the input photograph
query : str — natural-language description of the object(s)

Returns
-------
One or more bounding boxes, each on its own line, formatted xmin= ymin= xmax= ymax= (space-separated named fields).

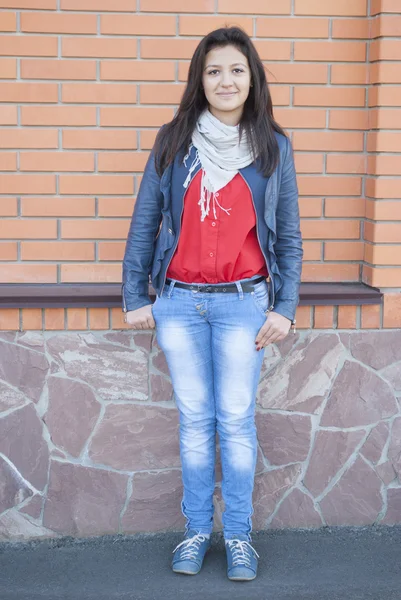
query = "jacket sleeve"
xmin=272 ymin=136 xmax=303 ymax=323
xmin=121 ymin=148 xmax=163 ymax=312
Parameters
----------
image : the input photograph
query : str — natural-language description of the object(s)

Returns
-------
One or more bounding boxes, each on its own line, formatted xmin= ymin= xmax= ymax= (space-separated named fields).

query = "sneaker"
xmin=225 ymin=533 xmax=259 ymax=581
xmin=172 ymin=529 xmax=211 ymax=575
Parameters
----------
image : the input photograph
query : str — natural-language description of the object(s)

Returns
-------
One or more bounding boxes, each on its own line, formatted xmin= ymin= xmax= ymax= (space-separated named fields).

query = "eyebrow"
xmin=204 ymin=62 xmax=248 ymax=70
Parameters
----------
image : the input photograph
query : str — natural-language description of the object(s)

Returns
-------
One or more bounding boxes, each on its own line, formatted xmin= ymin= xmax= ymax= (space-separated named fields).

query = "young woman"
xmin=122 ymin=27 xmax=303 ymax=582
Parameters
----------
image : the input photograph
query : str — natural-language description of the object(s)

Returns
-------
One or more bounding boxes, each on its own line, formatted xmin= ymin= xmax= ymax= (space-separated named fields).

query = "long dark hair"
xmin=153 ymin=26 xmax=287 ymax=178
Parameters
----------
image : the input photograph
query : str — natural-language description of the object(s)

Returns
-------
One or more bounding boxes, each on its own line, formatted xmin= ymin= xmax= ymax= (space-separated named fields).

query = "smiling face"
xmin=202 ymin=44 xmax=252 ymax=126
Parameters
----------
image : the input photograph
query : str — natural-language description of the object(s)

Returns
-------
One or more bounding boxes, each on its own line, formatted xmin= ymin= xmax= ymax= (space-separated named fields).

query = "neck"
xmin=209 ymin=105 xmax=243 ymax=127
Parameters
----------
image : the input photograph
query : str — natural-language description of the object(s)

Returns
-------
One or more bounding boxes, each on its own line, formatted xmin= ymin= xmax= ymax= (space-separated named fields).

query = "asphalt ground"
xmin=0 ymin=526 xmax=400 ymax=600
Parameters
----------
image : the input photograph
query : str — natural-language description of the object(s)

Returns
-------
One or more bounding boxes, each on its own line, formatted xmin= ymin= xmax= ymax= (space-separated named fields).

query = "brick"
xmin=101 ymin=14 xmax=175 ymax=36
xmin=299 ymin=198 xmax=322 ymax=218
xmin=22 ymin=308 xmax=42 ymax=330
xmin=325 ymin=197 xmax=365 ymax=218
xmin=331 ymin=64 xmax=368 ymax=85
xmin=364 ymin=222 xmax=401 ymax=243
xmin=140 ymin=129 xmax=158 ymax=149
xmin=293 ymin=131 xmax=364 ymax=152
xmin=21 ymin=59 xmax=97 ymax=80
xmin=301 ymin=220 xmax=360 ymax=239
xmin=371 ymin=15 xmax=401 ymax=38
xmin=22 ymin=197 xmax=95 ymax=217
xmin=0 ymin=12 xmax=16 ymax=32
xmin=61 ymin=0 xmax=135 ymax=9
xmin=61 ymin=219 xmax=129 ymax=239
xmin=63 ymin=130 xmax=137 ymax=150
xmin=371 ymin=0 xmax=401 ymax=14
xmin=180 ymin=16 xmax=253 ymax=36
xmin=294 ymin=42 xmax=366 ymax=62
xmin=0 ymin=197 xmax=17 ymax=216
xmin=100 ymin=106 xmax=173 ymax=127
xmin=20 ymin=152 xmax=95 ymax=172
xmin=295 ymin=0 xmax=367 ymax=16
xmin=0 ymin=175 xmax=56 ymax=194
xmin=67 ymin=308 xmax=87 ymax=330
xmin=97 ymin=198 xmax=134 ymax=217
xmin=299 ymin=177 xmax=362 ymax=197
xmin=365 ymin=199 xmax=401 ymax=220
xmin=257 ymin=17 xmax=329 ymax=38
xmin=294 ymin=153 xmax=324 ymax=174
xmin=141 ymin=38 xmax=198 ymax=60
xmin=294 ymin=305 xmax=311 ymax=330
xmin=21 ymin=242 xmax=95 ymax=261
xmin=369 ymin=86 xmax=401 ymax=108
xmin=303 ymin=263 xmax=360 ymax=282
xmin=370 ymin=63 xmax=401 ymax=85
xmin=370 ymin=40 xmax=401 ymax=61
xmin=274 ymin=108 xmax=326 ymax=129
xmin=361 ymin=305 xmax=381 ymax=329
xmin=0 ymin=36 xmax=57 ymax=57
xmin=326 ymin=155 xmax=367 ymax=175
xmin=111 ymin=308 xmax=129 ymax=329
xmin=0 ymin=152 xmax=17 ymax=171
xmin=324 ymin=242 xmax=364 ymax=261
xmin=332 ymin=18 xmax=369 ymax=39
xmin=269 ymin=86 xmax=290 ymax=106
xmin=62 ymin=83 xmax=137 ymax=104
xmin=98 ymin=152 xmax=149 ymax=172
xmin=368 ymin=108 xmax=401 ymax=130
xmin=363 ymin=266 xmax=401 ymax=288
xmin=0 ymin=219 xmax=57 ymax=238
xmin=61 ymin=263 xmax=122 ymax=283
xmin=366 ymin=178 xmax=401 ymax=200
xmin=100 ymin=60 xmax=175 ymax=82
xmin=383 ymin=293 xmax=401 ymax=329
xmin=21 ymin=106 xmax=97 ymax=126
xmin=142 ymin=0 xmax=214 ymax=11
xmin=329 ymin=109 xmax=369 ymax=130
xmin=294 ymin=87 xmax=365 ymax=107
xmin=338 ymin=305 xmax=357 ymax=329
xmin=0 ymin=58 xmax=16 ymax=78
xmin=98 ymin=241 xmax=125 ymax=260
xmin=0 ymin=129 xmax=58 ymax=149
xmin=314 ymin=306 xmax=334 ymax=329
xmin=218 ymin=0 xmax=290 ymax=13
xmin=0 ymin=106 xmax=17 ymax=125
xmin=140 ymin=84 xmax=185 ymax=105
xmin=21 ymin=12 xmax=97 ymax=34
xmin=0 ymin=264 xmax=57 ymax=283
xmin=0 ymin=83 xmax=58 ymax=103
xmin=62 ymin=37 xmax=137 ymax=59
xmin=44 ymin=308 xmax=65 ymax=330
xmin=0 ymin=0 xmax=55 ymax=7
xmin=0 ymin=309 xmax=19 ymax=330
xmin=88 ymin=307 xmax=109 ymax=330
xmin=253 ymin=41 xmax=291 ymax=60
xmin=302 ymin=241 xmax=321 ymax=261
xmin=266 ymin=63 xmax=328 ymax=84
xmin=364 ymin=244 xmax=401 ymax=266
xmin=59 ymin=176 xmax=134 ymax=195
xmin=0 ymin=242 xmax=17 ymax=260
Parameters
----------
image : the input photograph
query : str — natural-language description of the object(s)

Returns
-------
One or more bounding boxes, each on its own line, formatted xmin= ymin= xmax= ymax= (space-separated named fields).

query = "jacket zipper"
xmin=122 ymin=283 xmax=127 ymax=312
xmin=239 ymin=173 xmax=275 ymax=313
xmin=160 ymin=182 xmax=191 ymax=296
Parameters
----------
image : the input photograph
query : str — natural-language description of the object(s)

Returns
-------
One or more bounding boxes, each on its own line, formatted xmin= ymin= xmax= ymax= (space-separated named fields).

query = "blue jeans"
xmin=151 ymin=275 xmax=269 ymax=541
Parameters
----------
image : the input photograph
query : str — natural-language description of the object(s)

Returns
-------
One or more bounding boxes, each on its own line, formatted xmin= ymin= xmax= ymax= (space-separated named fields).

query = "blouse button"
xmin=209 ymin=252 xmax=214 ymax=257
xmin=212 ymin=222 xmax=216 ymax=227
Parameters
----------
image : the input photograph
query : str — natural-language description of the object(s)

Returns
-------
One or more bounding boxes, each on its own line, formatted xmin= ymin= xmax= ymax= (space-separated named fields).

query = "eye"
xmin=207 ymin=70 xmax=219 ymax=75
xmin=233 ymin=68 xmax=244 ymax=73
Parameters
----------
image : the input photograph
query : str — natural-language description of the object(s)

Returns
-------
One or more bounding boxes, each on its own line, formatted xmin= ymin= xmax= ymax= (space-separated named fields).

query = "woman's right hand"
xmin=124 ymin=304 xmax=155 ymax=329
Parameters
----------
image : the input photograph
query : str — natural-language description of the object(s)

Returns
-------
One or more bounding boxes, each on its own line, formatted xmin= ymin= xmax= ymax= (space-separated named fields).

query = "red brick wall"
xmin=0 ymin=0 xmax=400 ymax=331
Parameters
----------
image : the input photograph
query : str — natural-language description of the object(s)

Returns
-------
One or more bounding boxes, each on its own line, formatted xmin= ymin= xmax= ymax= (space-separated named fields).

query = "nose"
xmin=220 ymin=71 xmax=234 ymax=87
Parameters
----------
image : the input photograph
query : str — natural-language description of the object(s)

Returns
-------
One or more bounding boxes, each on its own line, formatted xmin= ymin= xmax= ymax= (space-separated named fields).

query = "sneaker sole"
xmin=172 ymin=567 xmax=200 ymax=575
xmin=228 ymin=574 xmax=256 ymax=581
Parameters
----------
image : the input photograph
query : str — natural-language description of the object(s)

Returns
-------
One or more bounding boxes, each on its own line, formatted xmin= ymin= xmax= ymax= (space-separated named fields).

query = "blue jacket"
xmin=122 ymin=131 xmax=303 ymax=324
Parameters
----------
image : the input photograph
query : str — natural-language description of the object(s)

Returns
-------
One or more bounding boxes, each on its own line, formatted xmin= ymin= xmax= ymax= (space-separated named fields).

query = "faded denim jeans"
xmin=151 ymin=275 xmax=269 ymax=541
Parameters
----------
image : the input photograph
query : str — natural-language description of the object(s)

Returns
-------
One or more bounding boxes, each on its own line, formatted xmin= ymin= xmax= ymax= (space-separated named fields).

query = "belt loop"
xmin=235 ymin=280 xmax=244 ymax=300
xmin=167 ymin=279 xmax=176 ymax=298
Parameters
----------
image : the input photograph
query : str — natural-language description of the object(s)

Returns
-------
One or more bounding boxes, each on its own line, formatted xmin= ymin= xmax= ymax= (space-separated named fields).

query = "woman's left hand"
xmin=255 ymin=312 xmax=291 ymax=350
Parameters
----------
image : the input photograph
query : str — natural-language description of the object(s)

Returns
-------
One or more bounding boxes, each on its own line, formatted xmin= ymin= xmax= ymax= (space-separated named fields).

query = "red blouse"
xmin=166 ymin=169 xmax=269 ymax=284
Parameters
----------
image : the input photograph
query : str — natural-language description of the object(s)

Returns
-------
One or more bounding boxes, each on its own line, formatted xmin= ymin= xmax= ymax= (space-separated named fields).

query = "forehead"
xmin=204 ymin=45 xmax=249 ymax=67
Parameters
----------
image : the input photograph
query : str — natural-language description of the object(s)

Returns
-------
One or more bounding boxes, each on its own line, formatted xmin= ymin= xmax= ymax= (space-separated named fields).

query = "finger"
xmin=258 ymin=330 xmax=283 ymax=348
xmin=255 ymin=319 xmax=273 ymax=344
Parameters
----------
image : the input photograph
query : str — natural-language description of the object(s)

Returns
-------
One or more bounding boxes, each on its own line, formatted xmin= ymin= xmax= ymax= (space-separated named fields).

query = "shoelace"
xmin=226 ymin=539 xmax=260 ymax=567
xmin=172 ymin=533 xmax=209 ymax=560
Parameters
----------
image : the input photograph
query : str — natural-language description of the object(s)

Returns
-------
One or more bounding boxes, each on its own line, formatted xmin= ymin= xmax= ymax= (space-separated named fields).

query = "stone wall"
xmin=0 ymin=327 xmax=400 ymax=541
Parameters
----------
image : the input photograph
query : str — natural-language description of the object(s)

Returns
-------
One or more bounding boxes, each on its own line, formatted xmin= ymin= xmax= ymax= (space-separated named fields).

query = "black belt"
xmin=165 ymin=276 xmax=266 ymax=293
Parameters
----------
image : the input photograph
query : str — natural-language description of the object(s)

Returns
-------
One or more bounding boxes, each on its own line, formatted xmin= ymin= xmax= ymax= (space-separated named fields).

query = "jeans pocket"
xmin=250 ymin=281 xmax=269 ymax=316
